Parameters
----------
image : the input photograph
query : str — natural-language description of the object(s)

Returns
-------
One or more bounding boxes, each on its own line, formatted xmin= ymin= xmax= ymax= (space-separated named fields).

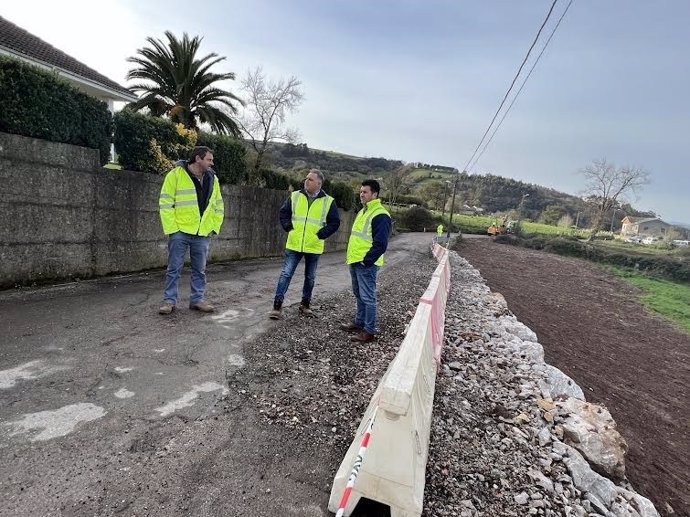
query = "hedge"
xmin=324 ymin=179 xmax=356 ymax=211
xmin=502 ymin=235 xmax=690 ymax=284
xmin=196 ymin=132 xmax=247 ymax=185
xmin=0 ymin=55 xmax=112 ymax=165
xmin=113 ymin=109 xmax=247 ymax=184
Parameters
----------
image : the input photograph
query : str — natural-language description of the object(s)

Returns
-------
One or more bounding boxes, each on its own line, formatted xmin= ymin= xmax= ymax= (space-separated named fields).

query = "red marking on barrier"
xmin=335 ymin=402 xmax=380 ymax=517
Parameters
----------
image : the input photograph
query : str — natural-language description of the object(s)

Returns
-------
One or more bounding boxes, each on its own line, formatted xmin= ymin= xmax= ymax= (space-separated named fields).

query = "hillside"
xmin=265 ymin=142 xmax=657 ymax=228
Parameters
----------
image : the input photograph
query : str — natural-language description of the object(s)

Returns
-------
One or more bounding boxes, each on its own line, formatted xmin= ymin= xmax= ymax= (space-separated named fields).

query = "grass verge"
xmin=609 ymin=266 xmax=690 ymax=334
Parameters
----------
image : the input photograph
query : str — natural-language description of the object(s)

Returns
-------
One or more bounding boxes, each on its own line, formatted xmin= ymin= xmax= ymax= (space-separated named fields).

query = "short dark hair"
xmin=362 ymin=179 xmax=381 ymax=195
xmin=189 ymin=146 xmax=213 ymax=164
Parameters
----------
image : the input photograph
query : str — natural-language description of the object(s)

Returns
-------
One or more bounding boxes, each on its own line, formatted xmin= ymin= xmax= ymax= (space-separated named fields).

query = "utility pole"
xmin=446 ymin=172 xmax=461 ymax=240
xmin=518 ymin=193 xmax=530 ymax=220
xmin=440 ymin=180 xmax=450 ymax=222
xmin=610 ymin=207 xmax=620 ymax=232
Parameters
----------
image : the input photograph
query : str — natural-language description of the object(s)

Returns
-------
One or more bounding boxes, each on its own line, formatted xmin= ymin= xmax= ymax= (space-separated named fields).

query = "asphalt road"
xmin=0 ymin=232 xmax=435 ymax=516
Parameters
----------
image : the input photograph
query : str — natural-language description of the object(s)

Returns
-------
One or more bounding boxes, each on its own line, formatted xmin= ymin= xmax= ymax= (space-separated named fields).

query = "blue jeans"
xmin=163 ymin=232 xmax=211 ymax=304
xmin=350 ymin=263 xmax=379 ymax=335
xmin=274 ymin=250 xmax=320 ymax=304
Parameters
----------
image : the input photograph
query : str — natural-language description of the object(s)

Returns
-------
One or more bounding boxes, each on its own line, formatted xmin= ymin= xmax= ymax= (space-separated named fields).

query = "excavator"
xmin=487 ymin=216 xmax=517 ymax=236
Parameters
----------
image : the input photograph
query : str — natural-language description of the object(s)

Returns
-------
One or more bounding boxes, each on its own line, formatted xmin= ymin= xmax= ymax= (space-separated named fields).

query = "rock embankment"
xmin=425 ymin=251 xmax=659 ymax=517
xmin=230 ymin=247 xmax=660 ymax=516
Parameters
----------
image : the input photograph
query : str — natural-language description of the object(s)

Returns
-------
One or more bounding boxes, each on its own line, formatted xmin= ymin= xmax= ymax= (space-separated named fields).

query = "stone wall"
xmin=0 ymin=132 xmax=355 ymax=288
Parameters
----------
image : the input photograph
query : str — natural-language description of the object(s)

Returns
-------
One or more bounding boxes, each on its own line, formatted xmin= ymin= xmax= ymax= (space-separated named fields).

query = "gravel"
xmin=227 ymin=246 xmax=658 ymax=517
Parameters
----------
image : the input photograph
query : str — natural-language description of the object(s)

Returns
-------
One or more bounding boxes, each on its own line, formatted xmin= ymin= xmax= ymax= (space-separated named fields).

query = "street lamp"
xmin=440 ymin=180 xmax=451 ymax=221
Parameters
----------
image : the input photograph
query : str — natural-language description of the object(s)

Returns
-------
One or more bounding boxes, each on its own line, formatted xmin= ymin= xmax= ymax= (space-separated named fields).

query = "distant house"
xmin=621 ymin=216 xmax=671 ymax=238
xmin=0 ymin=16 xmax=137 ymax=111
xmin=458 ymin=204 xmax=484 ymax=216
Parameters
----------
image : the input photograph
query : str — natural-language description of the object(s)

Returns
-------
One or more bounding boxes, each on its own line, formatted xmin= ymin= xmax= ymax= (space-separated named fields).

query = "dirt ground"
xmin=456 ymin=237 xmax=690 ymax=517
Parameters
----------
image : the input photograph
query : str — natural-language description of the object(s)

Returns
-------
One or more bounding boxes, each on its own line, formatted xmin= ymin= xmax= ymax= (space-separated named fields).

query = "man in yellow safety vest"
xmin=158 ymin=146 xmax=224 ymax=315
xmin=269 ymin=169 xmax=340 ymax=319
xmin=340 ymin=179 xmax=391 ymax=343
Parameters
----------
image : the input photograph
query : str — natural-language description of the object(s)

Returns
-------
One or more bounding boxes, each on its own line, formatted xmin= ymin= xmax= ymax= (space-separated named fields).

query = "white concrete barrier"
xmin=328 ymin=244 xmax=451 ymax=516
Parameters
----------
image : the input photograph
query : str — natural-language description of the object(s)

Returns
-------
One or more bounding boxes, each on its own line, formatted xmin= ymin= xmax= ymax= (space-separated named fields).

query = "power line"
xmin=461 ymin=0 xmax=559 ymax=173
xmin=468 ymin=0 xmax=574 ymax=172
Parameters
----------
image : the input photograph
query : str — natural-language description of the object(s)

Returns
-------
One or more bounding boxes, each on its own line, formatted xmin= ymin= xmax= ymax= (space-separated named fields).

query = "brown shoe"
xmin=350 ymin=331 xmax=375 ymax=343
xmin=269 ymin=308 xmax=283 ymax=320
xmin=159 ymin=303 xmax=175 ymax=315
xmin=189 ymin=300 xmax=215 ymax=312
xmin=340 ymin=322 xmax=363 ymax=333
xmin=299 ymin=304 xmax=314 ymax=317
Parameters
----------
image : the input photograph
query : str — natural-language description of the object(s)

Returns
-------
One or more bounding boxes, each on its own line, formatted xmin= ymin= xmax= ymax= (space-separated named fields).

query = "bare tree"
xmin=386 ymin=164 xmax=414 ymax=205
xmin=237 ymin=66 xmax=304 ymax=177
xmin=579 ymin=158 xmax=650 ymax=239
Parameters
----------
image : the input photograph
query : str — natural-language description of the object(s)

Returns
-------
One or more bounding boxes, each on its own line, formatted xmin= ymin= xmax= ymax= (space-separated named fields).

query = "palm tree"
xmin=126 ymin=31 xmax=242 ymax=135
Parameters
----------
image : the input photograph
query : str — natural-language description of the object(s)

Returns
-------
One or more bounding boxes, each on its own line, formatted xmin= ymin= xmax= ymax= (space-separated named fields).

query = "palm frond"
xmin=125 ymin=31 xmax=241 ymax=133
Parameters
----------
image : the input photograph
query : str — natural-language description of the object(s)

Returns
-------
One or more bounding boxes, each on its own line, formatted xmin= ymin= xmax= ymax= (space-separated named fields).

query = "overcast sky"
xmin=4 ymin=1 xmax=689 ymax=223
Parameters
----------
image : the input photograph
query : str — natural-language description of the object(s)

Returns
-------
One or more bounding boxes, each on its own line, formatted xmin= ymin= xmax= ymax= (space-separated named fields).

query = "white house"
xmin=620 ymin=216 xmax=671 ymax=239
xmin=0 ymin=16 xmax=137 ymax=111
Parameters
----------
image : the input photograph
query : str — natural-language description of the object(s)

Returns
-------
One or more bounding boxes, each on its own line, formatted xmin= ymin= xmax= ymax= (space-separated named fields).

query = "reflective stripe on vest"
xmin=346 ymin=199 xmax=390 ymax=266
xmin=291 ymin=191 xmax=330 ymax=226
xmin=158 ymin=166 xmax=224 ymax=237
xmin=350 ymin=208 xmax=385 ymax=242
xmin=286 ymin=191 xmax=333 ymax=254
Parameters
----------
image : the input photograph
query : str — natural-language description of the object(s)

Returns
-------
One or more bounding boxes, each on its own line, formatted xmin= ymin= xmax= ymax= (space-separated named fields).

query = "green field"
xmin=609 ymin=267 xmax=690 ymax=334
xmin=430 ymin=214 xmax=589 ymax=237
xmin=429 ymin=212 xmax=495 ymax=233
xmin=521 ymin=221 xmax=588 ymax=238
xmin=594 ymin=239 xmax=674 ymax=255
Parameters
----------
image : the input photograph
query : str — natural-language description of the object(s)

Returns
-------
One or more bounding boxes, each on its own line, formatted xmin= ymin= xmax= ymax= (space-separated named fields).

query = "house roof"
xmin=624 ymin=216 xmax=668 ymax=226
xmin=0 ymin=16 xmax=136 ymax=101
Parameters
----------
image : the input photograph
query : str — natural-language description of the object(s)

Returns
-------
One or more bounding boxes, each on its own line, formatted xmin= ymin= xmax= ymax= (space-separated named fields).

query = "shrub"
xmin=114 ymin=110 xmax=191 ymax=174
xmin=196 ymin=132 xmax=247 ymax=185
xmin=256 ymin=168 xmax=291 ymax=190
xmin=397 ymin=206 xmax=435 ymax=232
xmin=328 ymin=180 xmax=356 ymax=211
xmin=0 ymin=55 xmax=112 ymax=165
xmin=113 ymin=110 xmax=247 ymax=183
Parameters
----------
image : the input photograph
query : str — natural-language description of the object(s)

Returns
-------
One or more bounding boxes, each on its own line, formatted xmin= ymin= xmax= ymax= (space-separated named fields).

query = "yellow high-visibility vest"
xmin=346 ymin=199 xmax=390 ymax=266
xmin=159 ymin=166 xmax=224 ymax=236
xmin=286 ymin=191 xmax=335 ymax=254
